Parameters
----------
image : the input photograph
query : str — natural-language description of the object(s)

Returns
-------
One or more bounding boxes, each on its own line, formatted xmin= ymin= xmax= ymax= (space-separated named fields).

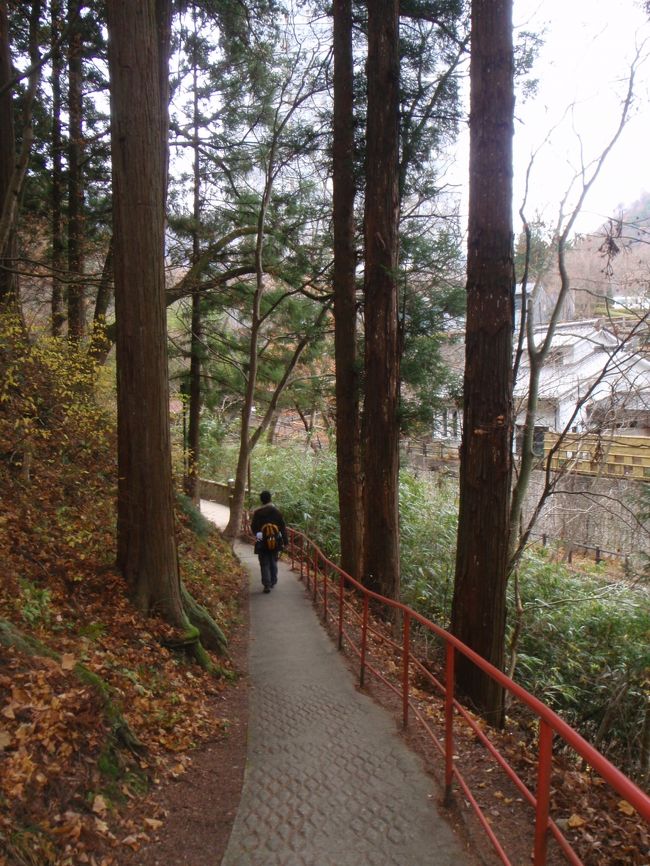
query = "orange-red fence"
xmin=248 ymin=520 xmax=650 ymax=866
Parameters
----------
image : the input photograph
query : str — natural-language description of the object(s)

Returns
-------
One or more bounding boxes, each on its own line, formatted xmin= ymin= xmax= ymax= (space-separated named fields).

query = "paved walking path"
xmin=201 ymin=502 xmax=471 ymax=866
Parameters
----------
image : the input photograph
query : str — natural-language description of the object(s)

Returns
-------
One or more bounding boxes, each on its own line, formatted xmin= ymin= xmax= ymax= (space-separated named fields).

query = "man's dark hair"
xmin=260 ymin=490 xmax=272 ymax=504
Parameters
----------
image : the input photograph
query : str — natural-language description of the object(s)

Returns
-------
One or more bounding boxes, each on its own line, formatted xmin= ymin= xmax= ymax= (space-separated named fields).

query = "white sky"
xmin=511 ymin=0 xmax=650 ymax=234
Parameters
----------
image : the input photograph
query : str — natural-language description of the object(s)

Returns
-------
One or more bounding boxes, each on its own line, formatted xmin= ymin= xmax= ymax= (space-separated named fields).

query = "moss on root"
xmin=160 ymin=617 xmax=229 ymax=676
xmin=180 ymin=582 xmax=229 ymax=656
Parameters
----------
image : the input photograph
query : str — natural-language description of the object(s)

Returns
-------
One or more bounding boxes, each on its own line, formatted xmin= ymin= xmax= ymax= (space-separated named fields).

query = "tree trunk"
xmin=224 ymin=301 xmax=331 ymax=541
xmin=451 ymin=0 xmax=514 ymax=726
xmin=332 ymin=0 xmax=363 ymax=581
xmin=0 ymin=0 xmax=19 ymax=308
xmin=266 ymin=410 xmax=279 ymax=444
xmin=185 ymin=20 xmax=202 ymax=506
xmin=186 ymin=286 xmax=202 ymax=503
xmin=0 ymin=0 xmax=41 ymax=319
xmin=50 ymin=0 xmax=65 ymax=335
xmin=89 ymin=237 xmax=114 ymax=362
xmin=222 ymin=199 xmax=266 ymax=541
xmin=67 ymin=0 xmax=85 ymax=340
xmin=106 ymin=0 xmax=185 ymax=627
xmin=223 ymin=74 xmax=279 ymax=541
xmin=362 ymin=0 xmax=401 ymax=600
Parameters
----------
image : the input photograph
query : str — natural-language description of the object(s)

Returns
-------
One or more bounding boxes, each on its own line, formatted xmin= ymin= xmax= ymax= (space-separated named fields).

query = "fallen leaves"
xmin=144 ymin=817 xmax=164 ymax=831
xmin=92 ymin=795 xmax=108 ymax=816
xmin=0 ymin=318 xmax=250 ymax=864
xmin=61 ymin=653 xmax=76 ymax=671
xmin=567 ymin=813 xmax=587 ymax=829
xmin=0 ymin=469 xmax=245 ymax=866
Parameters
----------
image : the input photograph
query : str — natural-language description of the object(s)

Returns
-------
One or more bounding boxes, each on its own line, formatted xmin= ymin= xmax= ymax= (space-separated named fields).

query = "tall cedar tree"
xmin=333 ymin=0 xmax=363 ymax=580
xmin=184 ymin=5 xmax=204 ymax=505
xmin=0 ymin=0 xmax=19 ymax=307
xmin=67 ymin=0 xmax=85 ymax=339
xmin=50 ymin=0 xmax=65 ymax=334
xmin=106 ymin=0 xmax=186 ymax=624
xmin=362 ymin=0 xmax=401 ymax=598
xmin=0 ymin=0 xmax=42 ymax=310
xmin=451 ymin=0 xmax=515 ymax=724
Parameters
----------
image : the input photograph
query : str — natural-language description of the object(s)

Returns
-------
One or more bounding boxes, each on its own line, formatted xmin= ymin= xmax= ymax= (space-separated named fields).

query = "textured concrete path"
xmin=208 ymin=504 xmax=471 ymax=866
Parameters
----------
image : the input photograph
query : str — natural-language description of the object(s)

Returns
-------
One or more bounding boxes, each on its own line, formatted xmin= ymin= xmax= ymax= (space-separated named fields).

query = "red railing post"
xmin=323 ymin=564 xmax=328 ymax=622
xmin=306 ymin=539 xmax=311 ymax=588
xmin=444 ymin=641 xmax=455 ymax=805
xmin=402 ymin=612 xmax=410 ymax=729
xmin=299 ymin=535 xmax=304 ymax=581
xmin=306 ymin=543 xmax=311 ymax=589
xmin=360 ymin=595 xmax=369 ymax=687
xmin=533 ymin=720 xmax=554 ymax=866
xmin=312 ymin=548 xmax=318 ymax=601
xmin=338 ymin=573 xmax=344 ymax=651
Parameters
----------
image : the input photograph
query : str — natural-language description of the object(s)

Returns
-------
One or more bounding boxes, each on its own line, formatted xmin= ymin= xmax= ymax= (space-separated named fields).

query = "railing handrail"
xmin=252 ymin=521 xmax=650 ymax=866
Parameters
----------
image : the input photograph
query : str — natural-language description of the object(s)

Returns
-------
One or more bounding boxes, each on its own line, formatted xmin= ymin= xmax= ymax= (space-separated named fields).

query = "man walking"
xmin=251 ymin=490 xmax=288 ymax=593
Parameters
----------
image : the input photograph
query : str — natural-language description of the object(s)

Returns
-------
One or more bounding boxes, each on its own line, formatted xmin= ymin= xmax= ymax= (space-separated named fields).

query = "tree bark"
xmin=0 ymin=0 xmax=19 ymax=307
xmin=332 ymin=0 xmax=363 ymax=581
xmin=89 ymin=236 xmax=114 ymax=362
xmin=67 ymin=0 xmax=85 ymax=340
xmin=362 ymin=0 xmax=401 ymax=600
xmin=50 ymin=0 xmax=65 ymax=335
xmin=106 ymin=0 xmax=184 ymax=626
xmin=451 ymin=0 xmax=514 ymax=725
xmin=0 ymin=0 xmax=43 ymax=313
xmin=185 ymin=13 xmax=202 ymax=505
xmin=0 ymin=0 xmax=40 ymax=313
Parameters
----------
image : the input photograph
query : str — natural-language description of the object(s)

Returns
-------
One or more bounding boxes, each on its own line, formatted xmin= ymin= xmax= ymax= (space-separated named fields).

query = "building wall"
xmin=199 ymin=478 xmax=233 ymax=506
xmin=544 ymin=432 xmax=650 ymax=481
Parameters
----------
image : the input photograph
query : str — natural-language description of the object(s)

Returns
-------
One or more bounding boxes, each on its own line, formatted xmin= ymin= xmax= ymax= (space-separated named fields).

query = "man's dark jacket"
xmin=251 ymin=503 xmax=288 ymax=547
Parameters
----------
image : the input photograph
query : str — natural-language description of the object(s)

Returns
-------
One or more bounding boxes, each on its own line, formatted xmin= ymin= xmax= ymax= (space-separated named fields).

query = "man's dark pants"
xmin=258 ymin=550 xmax=278 ymax=590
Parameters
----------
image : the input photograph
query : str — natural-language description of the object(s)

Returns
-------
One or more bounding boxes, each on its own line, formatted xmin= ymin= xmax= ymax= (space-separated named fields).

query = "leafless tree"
xmin=510 ymin=46 xmax=644 ymax=574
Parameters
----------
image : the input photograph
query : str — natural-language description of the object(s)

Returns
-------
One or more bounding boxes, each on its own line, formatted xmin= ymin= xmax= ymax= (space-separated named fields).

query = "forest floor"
xmin=0 ymin=485 xmax=251 ymax=866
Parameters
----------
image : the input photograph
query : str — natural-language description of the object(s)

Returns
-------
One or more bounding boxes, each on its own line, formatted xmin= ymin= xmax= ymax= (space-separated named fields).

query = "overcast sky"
xmin=511 ymin=0 xmax=650 ymax=234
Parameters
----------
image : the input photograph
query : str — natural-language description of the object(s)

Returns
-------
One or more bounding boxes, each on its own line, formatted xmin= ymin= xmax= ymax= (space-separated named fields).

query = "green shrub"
xmin=398 ymin=472 xmax=458 ymax=627
xmin=513 ymin=551 xmax=649 ymax=774
xmin=249 ymin=444 xmax=342 ymax=560
xmin=176 ymin=492 xmax=214 ymax=539
xmin=18 ymin=579 xmax=52 ymax=627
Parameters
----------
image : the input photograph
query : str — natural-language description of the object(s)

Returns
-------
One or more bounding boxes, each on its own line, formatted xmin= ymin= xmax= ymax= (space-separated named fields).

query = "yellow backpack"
xmin=261 ymin=522 xmax=281 ymax=551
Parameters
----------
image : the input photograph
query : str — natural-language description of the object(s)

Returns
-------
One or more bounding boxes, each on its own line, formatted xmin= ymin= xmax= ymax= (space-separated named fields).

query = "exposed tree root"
xmin=160 ymin=614 xmax=231 ymax=678
xmin=180 ymin=581 xmax=229 ymax=657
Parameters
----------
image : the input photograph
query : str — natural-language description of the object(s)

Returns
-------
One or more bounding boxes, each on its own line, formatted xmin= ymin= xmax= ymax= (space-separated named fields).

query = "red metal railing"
xmin=255 ymin=524 xmax=650 ymax=866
